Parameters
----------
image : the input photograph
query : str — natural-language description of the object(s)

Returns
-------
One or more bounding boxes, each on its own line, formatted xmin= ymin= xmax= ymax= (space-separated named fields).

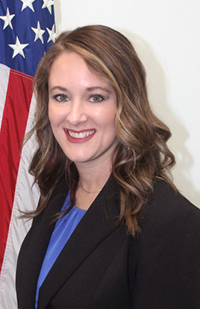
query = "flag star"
xmin=31 ymin=21 xmax=45 ymax=43
xmin=21 ymin=0 xmax=35 ymax=12
xmin=42 ymin=0 xmax=54 ymax=14
xmin=9 ymin=36 xmax=29 ymax=58
xmin=47 ymin=24 xmax=56 ymax=43
xmin=0 ymin=8 xmax=15 ymax=30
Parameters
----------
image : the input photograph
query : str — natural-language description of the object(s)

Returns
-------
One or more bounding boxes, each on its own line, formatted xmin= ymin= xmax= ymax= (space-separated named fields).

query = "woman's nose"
xmin=66 ymin=99 xmax=87 ymax=125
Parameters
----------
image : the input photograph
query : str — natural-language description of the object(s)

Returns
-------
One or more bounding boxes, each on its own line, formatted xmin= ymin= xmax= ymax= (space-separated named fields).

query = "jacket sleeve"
xmin=129 ymin=184 xmax=200 ymax=309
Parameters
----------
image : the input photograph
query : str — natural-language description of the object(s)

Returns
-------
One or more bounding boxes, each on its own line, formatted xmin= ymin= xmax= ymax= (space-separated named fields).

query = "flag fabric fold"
xmin=0 ymin=1 xmax=56 ymax=307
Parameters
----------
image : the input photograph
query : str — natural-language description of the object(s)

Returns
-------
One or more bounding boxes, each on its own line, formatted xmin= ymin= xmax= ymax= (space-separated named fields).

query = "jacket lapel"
xmin=38 ymin=175 xmax=121 ymax=309
xmin=16 ymin=176 xmax=69 ymax=309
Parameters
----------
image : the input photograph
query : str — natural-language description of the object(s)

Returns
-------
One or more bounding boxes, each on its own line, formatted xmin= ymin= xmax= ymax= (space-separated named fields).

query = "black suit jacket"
xmin=16 ymin=176 xmax=200 ymax=308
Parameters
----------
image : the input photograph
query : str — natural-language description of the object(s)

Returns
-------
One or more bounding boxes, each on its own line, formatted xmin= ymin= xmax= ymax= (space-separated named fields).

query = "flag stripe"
xmin=0 ymin=69 xmax=33 ymax=271
xmin=0 ymin=64 xmax=10 ymax=130
xmin=0 ymin=94 xmax=40 ymax=308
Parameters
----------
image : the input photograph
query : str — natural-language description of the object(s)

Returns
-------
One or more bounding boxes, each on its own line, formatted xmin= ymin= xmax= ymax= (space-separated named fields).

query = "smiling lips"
xmin=64 ymin=129 xmax=96 ymax=143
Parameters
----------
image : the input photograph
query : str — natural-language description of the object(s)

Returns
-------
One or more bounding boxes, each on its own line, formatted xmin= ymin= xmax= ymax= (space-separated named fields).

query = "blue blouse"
xmin=35 ymin=192 xmax=86 ymax=308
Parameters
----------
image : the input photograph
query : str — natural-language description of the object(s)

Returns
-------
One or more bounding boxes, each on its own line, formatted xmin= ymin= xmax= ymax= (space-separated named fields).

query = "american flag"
xmin=0 ymin=0 xmax=56 ymax=307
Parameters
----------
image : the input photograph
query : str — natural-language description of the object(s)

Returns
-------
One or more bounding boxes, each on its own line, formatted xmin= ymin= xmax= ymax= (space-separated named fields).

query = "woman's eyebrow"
xmin=86 ymin=86 xmax=110 ymax=93
xmin=49 ymin=86 xmax=68 ymax=92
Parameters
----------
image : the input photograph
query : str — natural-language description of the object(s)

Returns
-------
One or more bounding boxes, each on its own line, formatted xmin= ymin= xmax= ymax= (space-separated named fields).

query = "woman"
xmin=16 ymin=25 xmax=200 ymax=308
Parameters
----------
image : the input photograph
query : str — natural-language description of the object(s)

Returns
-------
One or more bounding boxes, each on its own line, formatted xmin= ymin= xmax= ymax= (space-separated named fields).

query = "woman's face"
xmin=48 ymin=51 xmax=118 ymax=168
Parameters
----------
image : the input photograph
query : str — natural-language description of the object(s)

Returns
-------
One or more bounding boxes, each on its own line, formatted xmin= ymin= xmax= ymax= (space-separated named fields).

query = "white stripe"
xmin=0 ymin=94 xmax=40 ymax=308
xmin=0 ymin=64 xmax=10 ymax=132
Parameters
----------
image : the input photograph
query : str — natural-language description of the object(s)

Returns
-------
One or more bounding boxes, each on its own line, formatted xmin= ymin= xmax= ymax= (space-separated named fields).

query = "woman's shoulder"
xmin=139 ymin=178 xmax=200 ymax=239
xmin=130 ymin=179 xmax=200 ymax=307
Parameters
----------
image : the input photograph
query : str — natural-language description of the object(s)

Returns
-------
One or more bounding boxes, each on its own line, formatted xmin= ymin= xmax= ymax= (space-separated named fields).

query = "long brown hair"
xmin=29 ymin=25 xmax=175 ymax=235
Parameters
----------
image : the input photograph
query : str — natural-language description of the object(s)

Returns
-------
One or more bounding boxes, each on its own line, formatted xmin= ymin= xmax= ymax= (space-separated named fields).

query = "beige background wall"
xmin=54 ymin=0 xmax=200 ymax=206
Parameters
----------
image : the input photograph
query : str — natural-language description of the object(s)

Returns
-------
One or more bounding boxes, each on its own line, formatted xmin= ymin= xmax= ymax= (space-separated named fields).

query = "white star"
xmin=47 ymin=24 xmax=56 ymax=43
xmin=9 ymin=36 xmax=29 ymax=58
xmin=42 ymin=0 xmax=54 ymax=14
xmin=0 ymin=8 xmax=15 ymax=30
xmin=31 ymin=21 xmax=45 ymax=43
xmin=21 ymin=0 xmax=35 ymax=12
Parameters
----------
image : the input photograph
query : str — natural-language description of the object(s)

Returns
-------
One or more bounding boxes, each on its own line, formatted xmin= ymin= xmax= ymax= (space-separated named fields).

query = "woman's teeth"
xmin=67 ymin=130 xmax=95 ymax=138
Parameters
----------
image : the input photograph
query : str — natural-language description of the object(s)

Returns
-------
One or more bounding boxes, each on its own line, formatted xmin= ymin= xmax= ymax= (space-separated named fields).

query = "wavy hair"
xmin=29 ymin=25 xmax=175 ymax=235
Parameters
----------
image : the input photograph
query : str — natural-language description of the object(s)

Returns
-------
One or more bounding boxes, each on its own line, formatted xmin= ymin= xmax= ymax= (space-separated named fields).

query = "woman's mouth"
xmin=64 ymin=129 xmax=96 ymax=143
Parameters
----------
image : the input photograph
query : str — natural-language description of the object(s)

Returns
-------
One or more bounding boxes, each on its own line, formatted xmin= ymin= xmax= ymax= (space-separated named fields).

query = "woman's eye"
xmin=53 ymin=94 xmax=68 ymax=102
xmin=89 ymin=95 xmax=104 ymax=103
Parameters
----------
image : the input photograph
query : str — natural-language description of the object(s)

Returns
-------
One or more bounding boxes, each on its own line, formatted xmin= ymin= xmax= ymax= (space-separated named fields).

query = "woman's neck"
xmin=75 ymin=157 xmax=112 ymax=194
xmin=74 ymin=161 xmax=112 ymax=210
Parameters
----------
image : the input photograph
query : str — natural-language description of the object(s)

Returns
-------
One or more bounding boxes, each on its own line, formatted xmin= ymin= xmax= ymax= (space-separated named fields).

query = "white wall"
xmin=54 ymin=0 xmax=200 ymax=206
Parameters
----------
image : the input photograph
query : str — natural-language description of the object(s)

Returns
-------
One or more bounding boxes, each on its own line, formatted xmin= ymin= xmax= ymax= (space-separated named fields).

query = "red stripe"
xmin=0 ymin=69 xmax=33 ymax=272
